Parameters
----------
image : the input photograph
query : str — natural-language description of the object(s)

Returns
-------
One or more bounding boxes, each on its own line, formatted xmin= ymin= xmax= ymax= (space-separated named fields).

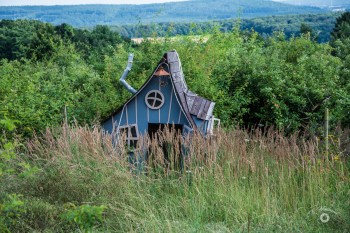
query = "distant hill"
xmin=273 ymin=0 xmax=350 ymax=9
xmin=0 ymin=0 xmax=327 ymax=27
xmin=112 ymin=12 xmax=339 ymax=42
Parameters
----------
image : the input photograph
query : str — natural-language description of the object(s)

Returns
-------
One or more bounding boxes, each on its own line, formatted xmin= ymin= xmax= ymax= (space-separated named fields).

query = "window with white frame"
xmin=118 ymin=124 xmax=139 ymax=147
xmin=145 ymin=90 xmax=165 ymax=109
xmin=207 ymin=117 xmax=220 ymax=135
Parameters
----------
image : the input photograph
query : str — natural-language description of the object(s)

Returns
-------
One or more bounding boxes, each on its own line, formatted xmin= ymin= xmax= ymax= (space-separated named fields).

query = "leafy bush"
xmin=61 ymin=204 xmax=106 ymax=232
xmin=0 ymin=194 xmax=25 ymax=232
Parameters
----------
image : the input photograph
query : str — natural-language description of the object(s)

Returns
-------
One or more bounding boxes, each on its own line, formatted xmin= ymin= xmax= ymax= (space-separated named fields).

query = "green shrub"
xmin=61 ymin=204 xmax=106 ymax=232
xmin=0 ymin=194 xmax=25 ymax=232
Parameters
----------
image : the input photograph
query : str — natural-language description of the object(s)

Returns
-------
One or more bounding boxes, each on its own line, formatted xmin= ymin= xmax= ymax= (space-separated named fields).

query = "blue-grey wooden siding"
xmin=103 ymin=74 xmax=194 ymax=135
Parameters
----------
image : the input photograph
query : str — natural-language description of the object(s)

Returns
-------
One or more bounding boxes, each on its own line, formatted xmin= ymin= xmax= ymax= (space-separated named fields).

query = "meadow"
xmin=1 ymin=124 xmax=349 ymax=232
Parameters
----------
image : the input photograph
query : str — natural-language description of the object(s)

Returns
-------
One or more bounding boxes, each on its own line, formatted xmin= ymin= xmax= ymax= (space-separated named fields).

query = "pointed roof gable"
xmin=103 ymin=50 xmax=215 ymax=128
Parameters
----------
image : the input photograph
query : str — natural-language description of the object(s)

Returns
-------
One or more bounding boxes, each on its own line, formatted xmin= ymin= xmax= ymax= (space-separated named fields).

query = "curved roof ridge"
xmin=165 ymin=50 xmax=196 ymax=128
xmin=165 ymin=50 xmax=215 ymax=123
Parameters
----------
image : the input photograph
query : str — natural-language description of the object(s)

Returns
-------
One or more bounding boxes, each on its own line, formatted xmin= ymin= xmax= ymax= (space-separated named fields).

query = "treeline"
xmin=0 ymin=20 xmax=128 ymax=62
xmin=0 ymin=19 xmax=131 ymax=137
xmin=112 ymin=12 xmax=341 ymax=43
xmin=0 ymin=1 xmax=326 ymax=27
xmin=280 ymin=0 xmax=350 ymax=8
xmin=0 ymin=15 xmax=350 ymax=138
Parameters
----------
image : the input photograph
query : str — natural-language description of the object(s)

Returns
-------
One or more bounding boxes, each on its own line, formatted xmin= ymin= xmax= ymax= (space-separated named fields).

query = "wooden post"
xmin=64 ymin=104 xmax=68 ymax=123
xmin=324 ymin=108 xmax=329 ymax=157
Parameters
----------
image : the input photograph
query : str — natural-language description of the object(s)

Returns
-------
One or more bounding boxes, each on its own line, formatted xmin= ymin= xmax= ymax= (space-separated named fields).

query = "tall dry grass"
xmin=3 ymin=124 xmax=349 ymax=232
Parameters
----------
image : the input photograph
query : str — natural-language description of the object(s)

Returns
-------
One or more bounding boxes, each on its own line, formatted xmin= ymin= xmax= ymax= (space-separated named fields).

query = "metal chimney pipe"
xmin=119 ymin=53 xmax=137 ymax=94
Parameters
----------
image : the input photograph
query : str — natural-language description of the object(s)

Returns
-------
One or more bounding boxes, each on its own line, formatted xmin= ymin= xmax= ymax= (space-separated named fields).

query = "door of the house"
xmin=147 ymin=123 xmax=183 ymax=170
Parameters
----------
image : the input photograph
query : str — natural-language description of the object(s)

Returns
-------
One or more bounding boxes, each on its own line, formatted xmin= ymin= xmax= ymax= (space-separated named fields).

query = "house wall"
xmin=103 ymin=74 xmax=192 ymax=135
xmin=191 ymin=115 xmax=208 ymax=134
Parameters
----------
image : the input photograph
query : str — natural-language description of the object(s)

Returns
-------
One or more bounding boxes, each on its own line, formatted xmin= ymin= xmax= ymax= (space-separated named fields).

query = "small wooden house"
xmin=102 ymin=50 xmax=219 ymax=146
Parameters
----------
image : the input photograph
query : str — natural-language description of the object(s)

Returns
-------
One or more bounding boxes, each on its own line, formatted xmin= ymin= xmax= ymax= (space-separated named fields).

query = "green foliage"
xmin=0 ymin=118 xmax=17 ymax=132
xmin=0 ymin=20 xmax=37 ymax=60
xmin=134 ymin=29 xmax=344 ymax=131
xmin=61 ymin=204 xmax=106 ymax=232
xmin=330 ymin=11 xmax=350 ymax=58
xmin=17 ymin=162 xmax=40 ymax=179
xmin=0 ymin=118 xmax=18 ymax=177
xmin=0 ymin=19 xmax=131 ymax=138
xmin=329 ymin=11 xmax=350 ymax=127
xmin=0 ymin=194 xmax=25 ymax=221
xmin=0 ymin=194 xmax=25 ymax=232
xmin=0 ymin=120 xmax=38 ymax=232
xmin=300 ymin=22 xmax=319 ymax=41
xmin=331 ymin=11 xmax=350 ymax=41
xmin=0 ymin=19 xmax=128 ymax=62
xmin=0 ymin=20 xmax=128 ymax=137
xmin=0 ymin=142 xmax=16 ymax=177
xmin=1 ymin=18 xmax=349 ymax=135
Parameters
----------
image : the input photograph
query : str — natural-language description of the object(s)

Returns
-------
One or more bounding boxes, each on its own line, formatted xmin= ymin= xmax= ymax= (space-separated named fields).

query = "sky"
xmin=0 ymin=0 xmax=187 ymax=6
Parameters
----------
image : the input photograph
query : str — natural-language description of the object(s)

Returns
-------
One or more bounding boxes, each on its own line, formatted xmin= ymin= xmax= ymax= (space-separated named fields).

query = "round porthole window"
xmin=145 ymin=90 xmax=165 ymax=109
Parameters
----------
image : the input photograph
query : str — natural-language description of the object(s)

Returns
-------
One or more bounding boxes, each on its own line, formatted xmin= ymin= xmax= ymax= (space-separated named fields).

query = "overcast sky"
xmin=0 ymin=0 xmax=187 ymax=6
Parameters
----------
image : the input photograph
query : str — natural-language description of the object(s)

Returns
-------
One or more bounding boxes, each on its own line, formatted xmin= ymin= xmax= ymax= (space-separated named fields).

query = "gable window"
xmin=145 ymin=90 xmax=165 ymax=109
xmin=118 ymin=124 xmax=139 ymax=147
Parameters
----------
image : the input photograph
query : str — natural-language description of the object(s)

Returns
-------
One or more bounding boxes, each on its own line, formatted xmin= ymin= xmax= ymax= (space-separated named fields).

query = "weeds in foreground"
xmin=1 ymin=124 xmax=349 ymax=232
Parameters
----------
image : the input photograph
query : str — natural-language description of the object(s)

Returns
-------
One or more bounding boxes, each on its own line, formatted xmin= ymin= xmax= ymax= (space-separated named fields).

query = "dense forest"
xmin=0 ymin=12 xmax=350 ymax=232
xmin=0 ymin=0 xmax=327 ymax=27
xmin=114 ymin=12 xmax=341 ymax=43
xmin=0 ymin=1 xmax=345 ymax=43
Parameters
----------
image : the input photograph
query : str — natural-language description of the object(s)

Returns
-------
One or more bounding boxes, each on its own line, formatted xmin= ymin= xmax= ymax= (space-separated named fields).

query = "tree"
xmin=329 ymin=12 xmax=350 ymax=127
xmin=330 ymin=11 xmax=350 ymax=43
xmin=54 ymin=23 xmax=75 ymax=41
xmin=330 ymin=11 xmax=350 ymax=59
xmin=300 ymin=23 xmax=318 ymax=42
